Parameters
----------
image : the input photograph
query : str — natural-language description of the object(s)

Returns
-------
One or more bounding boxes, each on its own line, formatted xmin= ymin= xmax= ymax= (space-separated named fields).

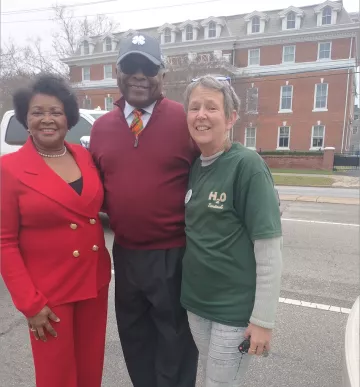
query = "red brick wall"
xmin=76 ymin=88 xmax=119 ymax=110
xmin=69 ymin=64 xmax=116 ymax=83
xmin=69 ymin=66 xmax=82 ymax=83
xmin=235 ymin=37 xmax=354 ymax=67
xmin=232 ymin=69 xmax=349 ymax=151
xmin=261 ymin=155 xmax=325 ymax=169
xmin=261 ymin=148 xmax=335 ymax=170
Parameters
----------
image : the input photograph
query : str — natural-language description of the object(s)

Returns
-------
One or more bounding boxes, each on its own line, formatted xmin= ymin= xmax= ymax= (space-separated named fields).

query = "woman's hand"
xmin=244 ymin=323 xmax=272 ymax=356
xmin=27 ymin=306 xmax=60 ymax=342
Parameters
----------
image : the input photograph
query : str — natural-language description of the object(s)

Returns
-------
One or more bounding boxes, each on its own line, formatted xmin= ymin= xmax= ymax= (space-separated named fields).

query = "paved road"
xmin=0 ymin=201 xmax=359 ymax=387
xmin=277 ymin=185 xmax=360 ymax=198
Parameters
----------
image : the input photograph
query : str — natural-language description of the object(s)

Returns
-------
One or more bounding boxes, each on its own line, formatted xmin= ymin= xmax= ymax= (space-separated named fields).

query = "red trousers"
xmin=29 ymin=285 xmax=109 ymax=387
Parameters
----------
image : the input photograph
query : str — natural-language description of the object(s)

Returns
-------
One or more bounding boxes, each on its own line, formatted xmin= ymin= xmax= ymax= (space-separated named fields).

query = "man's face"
xmin=117 ymin=54 xmax=164 ymax=108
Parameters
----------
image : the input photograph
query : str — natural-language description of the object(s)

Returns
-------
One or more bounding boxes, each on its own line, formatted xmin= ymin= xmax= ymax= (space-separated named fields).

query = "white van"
xmin=0 ymin=109 xmax=108 ymax=155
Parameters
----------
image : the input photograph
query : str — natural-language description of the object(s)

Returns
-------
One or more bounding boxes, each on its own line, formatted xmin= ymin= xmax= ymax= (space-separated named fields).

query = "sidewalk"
xmin=279 ymin=194 xmax=359 ymax=205
xmin=272 ymin=173 xmax=360 ymax=188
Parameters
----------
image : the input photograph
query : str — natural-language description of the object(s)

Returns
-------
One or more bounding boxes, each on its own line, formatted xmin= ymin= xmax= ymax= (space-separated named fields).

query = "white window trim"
xmin=83 ymin=97 xmax=91 ymax=109
xmin=185 ymin=25 xmax=194 ymax=41
xmin=313 ymin=83 xmax=329 ymax=112
xmin=282 ymin=45 xmax=296 ymax=63
xmin=276 ymin=126 xmax=291 ymax=150
xmin=321 ymin=7 xmax=333 ymax=26
xmin=163 ymin=28 xmax=172 ymax=43
xmin=83 ymin=41 xmax=90 ymax=55
xmin=286 ymin=12 xmax=296 ymax=29
xmin=244 ymin=127 xmax=257 ymax=150
xmin=310 ymin=125 xmax=326 ymax=151
xmin=278 ymin=85 xmax=293 ymax=113
xmin=103 ymin=64 xmax=112 ymax=79
xmin=208 ymin=22 xmax=217 ymax=38
xmin=251 ymin=17 xmax=261 ymax=34
xmin=103 ymin=37 xmax=113 ymax=52
xmin=245 ymin=87 xmax=259 ymax=114
xmin=82 ymin=67 xmax=90 ymax=81
xmin=317 ymin=41 xmax=332 ymax=61
xmin=104 ymin=96 xmax=113 ymax=111
xmin=248 ymin=48 xmax=260 ymax=67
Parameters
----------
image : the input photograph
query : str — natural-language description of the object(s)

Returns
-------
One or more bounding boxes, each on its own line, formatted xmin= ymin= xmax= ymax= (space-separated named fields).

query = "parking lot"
xmin=0 ymin=201 xmax=359 ymax=387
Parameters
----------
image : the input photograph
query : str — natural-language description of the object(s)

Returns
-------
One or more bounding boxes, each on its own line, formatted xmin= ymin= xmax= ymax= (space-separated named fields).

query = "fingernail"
xmin=56 ymin=318 xmax=60 ymax=322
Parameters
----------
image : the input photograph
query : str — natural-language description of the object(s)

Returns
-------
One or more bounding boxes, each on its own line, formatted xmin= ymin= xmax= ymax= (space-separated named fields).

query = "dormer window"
xmin=245 ymin=11 xmax=268 ymax=35
xmin=287 ymin=12 xmax=296 ymax=29
xmin=101 ymin=35 xmax=118 ymax=52
xmin=208 ymin=21 xmax=216 ymax=38
xmin=322 ymin=6 xmax=332 ymax=25
xmin=252 ymin=17 xmax=260 ymax=33
xmin=179 ymin=20 xmax=200 ymax=42
xmin=164 ymin=28 xmax=172 ymax=43
xmin=83 ymin=41 xmax=89 ymax=55
xmin=186 ymin=25 xmax=193 ymax=41
xmin=105 ymin=37 xmax=112 ymax=51
xmin=158 ymin=23 xmax=178 ymax=44
xmin=80 ymin=37 xmax=95 ymax=55
xmin=201 ymin=17 xmax=225 ymax=39
xmin=315 ymin=1 xmax=341 ymax=27
xmin=279 ymin=6 xmax=304 ymax=30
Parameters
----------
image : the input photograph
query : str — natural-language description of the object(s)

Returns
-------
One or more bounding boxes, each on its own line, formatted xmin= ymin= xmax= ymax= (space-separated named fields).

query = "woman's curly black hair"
xmin=13 ymin=73 xmax=80 ymax=130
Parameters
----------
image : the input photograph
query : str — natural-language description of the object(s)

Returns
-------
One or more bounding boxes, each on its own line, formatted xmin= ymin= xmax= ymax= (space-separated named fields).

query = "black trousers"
xmin=113 ymin=242 xmax=199 ymax=387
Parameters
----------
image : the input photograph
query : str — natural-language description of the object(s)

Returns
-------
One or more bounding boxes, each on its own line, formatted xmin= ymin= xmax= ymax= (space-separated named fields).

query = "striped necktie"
xmin=130 ymin=109 xmax=144 ymax=137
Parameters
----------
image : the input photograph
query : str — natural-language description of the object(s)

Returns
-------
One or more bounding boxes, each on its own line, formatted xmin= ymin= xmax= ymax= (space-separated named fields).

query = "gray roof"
xmin=72 ymin=1 xmax=356 ymax=57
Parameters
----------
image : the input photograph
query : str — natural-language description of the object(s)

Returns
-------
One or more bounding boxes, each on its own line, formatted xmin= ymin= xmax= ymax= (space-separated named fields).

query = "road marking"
xmin=282 ymin=218 xmax=359 ymax=227
xmin=279 ymin=297 xmax=351 ymax=314
xmin=109 ymin=270 xmax=352 ymax=314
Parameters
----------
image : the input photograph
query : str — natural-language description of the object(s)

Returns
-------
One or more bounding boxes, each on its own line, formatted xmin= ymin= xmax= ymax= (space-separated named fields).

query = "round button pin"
xmin=185 ymin=189 xmax=192 ymax=204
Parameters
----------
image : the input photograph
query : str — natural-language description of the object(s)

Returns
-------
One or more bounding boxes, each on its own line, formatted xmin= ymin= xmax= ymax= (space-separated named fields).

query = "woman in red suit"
xmin=0 ymin=74 xmax=111 ymax=387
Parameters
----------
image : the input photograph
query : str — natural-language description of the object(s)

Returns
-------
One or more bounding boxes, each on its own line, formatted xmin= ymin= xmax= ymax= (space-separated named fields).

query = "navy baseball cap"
xmin=117 ymin=33 xmax=164 ymax=67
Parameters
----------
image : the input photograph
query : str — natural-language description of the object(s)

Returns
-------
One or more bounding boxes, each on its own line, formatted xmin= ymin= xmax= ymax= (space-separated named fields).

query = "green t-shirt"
xmin=181 ymin=142 xmax=282 ymax=327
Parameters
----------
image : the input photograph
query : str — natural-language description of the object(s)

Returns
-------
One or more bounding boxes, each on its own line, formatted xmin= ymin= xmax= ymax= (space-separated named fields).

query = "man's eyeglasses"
xmin=119 ymin=59 xmax=160 ymax=77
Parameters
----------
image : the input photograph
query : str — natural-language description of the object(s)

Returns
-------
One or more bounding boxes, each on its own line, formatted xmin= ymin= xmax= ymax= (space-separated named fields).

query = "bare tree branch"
xmin=51 ymin=5 xmax=120 ymax=59
xmin=0 ymin=6 xmax=119 ymax=116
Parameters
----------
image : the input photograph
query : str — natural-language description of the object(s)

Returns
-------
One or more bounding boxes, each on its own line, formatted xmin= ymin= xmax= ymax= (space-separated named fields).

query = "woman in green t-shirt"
xmin=181 ymin=75 xmax=283 ymax=386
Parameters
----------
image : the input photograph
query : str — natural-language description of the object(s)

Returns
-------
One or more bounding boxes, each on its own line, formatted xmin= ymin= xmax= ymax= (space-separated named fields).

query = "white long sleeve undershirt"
xmin=200 ymin=152 xmax=283 ymax=329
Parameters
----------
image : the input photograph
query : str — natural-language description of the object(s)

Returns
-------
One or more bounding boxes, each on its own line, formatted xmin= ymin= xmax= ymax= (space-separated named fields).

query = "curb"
xmin=279 ymin=195 xmax=360 ymax=205
xmin=275 ymin=184 xmax=359 ymax=189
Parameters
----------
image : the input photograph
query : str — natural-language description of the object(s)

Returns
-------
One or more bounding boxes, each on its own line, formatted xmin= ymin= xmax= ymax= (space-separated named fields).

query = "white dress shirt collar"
xmin=124 ymin=101 xmax=156 ymax=119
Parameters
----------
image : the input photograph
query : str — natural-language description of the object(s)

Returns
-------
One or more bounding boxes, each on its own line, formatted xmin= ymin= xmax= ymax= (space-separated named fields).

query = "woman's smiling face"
xmin=187 ymin=86 xmax=235 ymax=156
xmin=27 ymin=93 xmax=68 ymax=150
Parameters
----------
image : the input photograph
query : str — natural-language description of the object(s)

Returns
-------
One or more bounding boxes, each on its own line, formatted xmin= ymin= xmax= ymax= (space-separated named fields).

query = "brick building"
xmin=349 ymin=105 xmax=360 ymax=153
xmin=62 ymin=0 xmax=359 ymax=152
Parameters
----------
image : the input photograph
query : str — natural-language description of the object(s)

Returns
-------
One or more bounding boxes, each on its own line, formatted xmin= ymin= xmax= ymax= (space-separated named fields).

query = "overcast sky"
xmin=1 ymin=0 xmax=359 ymax=50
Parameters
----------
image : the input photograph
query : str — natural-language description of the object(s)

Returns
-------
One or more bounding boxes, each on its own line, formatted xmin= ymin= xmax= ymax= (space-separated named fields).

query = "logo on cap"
xmin=132 ymin=35 xmax=145 ymax=45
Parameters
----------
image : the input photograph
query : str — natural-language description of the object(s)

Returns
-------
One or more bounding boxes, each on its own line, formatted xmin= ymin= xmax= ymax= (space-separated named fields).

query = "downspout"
xmin=341 ymin=36 xmax=353 ymax=153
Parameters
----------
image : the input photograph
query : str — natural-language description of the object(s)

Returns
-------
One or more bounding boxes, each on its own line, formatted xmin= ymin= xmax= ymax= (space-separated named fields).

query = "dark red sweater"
xmin=89 ymin=96 xmax=199 ymax=250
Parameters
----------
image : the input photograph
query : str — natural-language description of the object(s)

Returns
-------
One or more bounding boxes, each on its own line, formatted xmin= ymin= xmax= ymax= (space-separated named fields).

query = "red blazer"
xmin=0 ymin=138 xmax=111 ymax=318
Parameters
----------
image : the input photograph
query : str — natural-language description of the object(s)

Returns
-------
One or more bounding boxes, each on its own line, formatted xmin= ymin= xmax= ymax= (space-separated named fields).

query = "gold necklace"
xmin=37 ymin=147 xmax=67 ymax=158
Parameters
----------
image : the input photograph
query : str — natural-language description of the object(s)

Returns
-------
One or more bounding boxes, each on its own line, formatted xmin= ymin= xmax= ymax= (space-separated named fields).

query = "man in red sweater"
xmin=89 ymin=33 xmax=199 ymax=387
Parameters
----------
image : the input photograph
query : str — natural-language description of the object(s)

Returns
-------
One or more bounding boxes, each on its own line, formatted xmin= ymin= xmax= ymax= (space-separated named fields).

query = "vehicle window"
xmin=4 ymin=116 xmax=29 ymax=145
xmin=89 ymin=113 xmax=106 ymax=120
xmin=4 ymin=115 xmax=92 ymax=145
xmin=65 ymin=117 xmax=92 ymax=144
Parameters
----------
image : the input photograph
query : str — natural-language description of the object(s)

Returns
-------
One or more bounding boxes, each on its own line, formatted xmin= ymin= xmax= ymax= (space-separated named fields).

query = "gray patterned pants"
xmin=187 ymin=312 xmax=251 ymax=387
